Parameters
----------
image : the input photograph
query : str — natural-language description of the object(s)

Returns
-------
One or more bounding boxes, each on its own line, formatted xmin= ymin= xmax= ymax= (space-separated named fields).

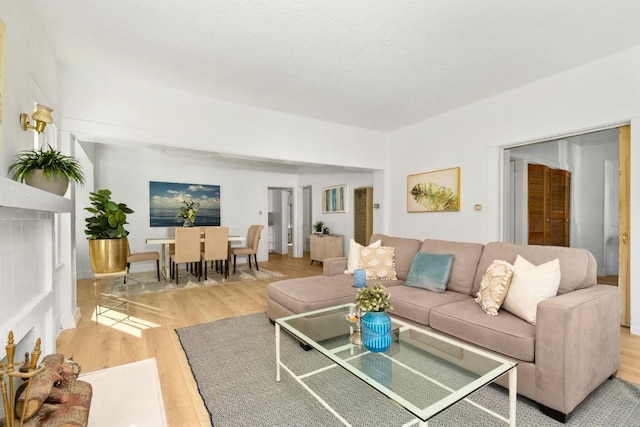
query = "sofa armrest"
xmin=323 ymin=257 xmax=348 ymax=276
xmin=535 ymin=285 xmax=620 ymax=415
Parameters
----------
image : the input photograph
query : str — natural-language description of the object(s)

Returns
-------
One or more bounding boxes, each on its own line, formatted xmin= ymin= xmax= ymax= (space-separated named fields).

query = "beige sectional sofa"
xmin=266 ymin=233 xmax=620 ymax=422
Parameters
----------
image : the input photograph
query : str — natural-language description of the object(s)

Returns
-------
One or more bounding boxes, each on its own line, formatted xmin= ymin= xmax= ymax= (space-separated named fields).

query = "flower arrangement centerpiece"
xmin=355 ymin=284 xmax=393 ymax=352
xmin=177 ymin=199 xmax=200 ymax=226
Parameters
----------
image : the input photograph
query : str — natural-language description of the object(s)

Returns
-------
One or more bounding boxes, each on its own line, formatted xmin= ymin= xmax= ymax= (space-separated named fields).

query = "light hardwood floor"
xmin=57 ymin=253 xmax=640 ymax=427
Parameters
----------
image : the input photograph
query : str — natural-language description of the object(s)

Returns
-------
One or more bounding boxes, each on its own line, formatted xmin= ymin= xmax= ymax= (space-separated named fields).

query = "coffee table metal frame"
xmin=275 ymin=304 xmax=517 ymax=426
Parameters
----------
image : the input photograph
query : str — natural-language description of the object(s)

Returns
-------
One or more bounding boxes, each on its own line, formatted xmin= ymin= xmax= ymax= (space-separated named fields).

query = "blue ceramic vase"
xmin=361 ymin=311 xmax=392 ymax=352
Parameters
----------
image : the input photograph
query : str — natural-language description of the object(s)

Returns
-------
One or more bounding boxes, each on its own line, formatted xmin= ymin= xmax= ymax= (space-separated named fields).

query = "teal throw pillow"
xmin=404 ymin=252 xmax=454 ymax=293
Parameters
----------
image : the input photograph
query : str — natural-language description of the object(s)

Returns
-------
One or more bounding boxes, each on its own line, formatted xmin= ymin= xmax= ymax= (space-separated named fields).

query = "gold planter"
xmin=88 ymin=238 xmax=128 ymax=274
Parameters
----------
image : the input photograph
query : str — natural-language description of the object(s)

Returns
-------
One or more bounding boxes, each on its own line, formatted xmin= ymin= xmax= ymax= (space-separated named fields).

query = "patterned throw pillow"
xmin=475 ymin=260 xmax=515 ymax=316
xmin=359 ymin=246 xmax=397 ymax=280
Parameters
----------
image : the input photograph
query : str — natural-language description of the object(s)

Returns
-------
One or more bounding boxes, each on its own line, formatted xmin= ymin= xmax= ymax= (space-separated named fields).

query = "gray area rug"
xmin=107 ymin=267 xmax=285 ymax=297
xmin=176 ymin=313 xmax=640 ymax=426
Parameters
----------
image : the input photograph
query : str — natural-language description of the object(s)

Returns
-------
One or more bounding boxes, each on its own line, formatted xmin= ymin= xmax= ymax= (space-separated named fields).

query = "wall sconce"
xmin=20 ymin=104 xmax=53 ymax=133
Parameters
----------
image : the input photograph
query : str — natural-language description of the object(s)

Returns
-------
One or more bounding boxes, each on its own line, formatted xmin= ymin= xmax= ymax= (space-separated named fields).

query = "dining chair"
xmin=126 ymin=241 xmax=160 ymax=281
xmin=170 ymin=227 xmax=202 ymax=284
xmin=201 ymin=226 xmax=229 ymax=279
xmin=231 ymin=224 xmax=264 ymax=274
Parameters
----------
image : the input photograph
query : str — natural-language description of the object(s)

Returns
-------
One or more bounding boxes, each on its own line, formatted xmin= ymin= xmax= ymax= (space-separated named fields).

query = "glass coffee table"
xmin=275 ymin=304 xmax=517 ymax=426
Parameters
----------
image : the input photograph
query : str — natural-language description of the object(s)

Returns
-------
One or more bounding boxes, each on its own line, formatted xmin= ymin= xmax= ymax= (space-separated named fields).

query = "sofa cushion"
xmin=420 ymin=239 xmax=485 ymax=296
xmin=267 ymin=274 xmax=358 ymax=314
xmin=345 ymin=238 xmax=382 ymax=274
xmin=502 ymin=256 xmax=561 ymax=325
xmin=404 ymin=252 xmax=454 ymax=293
xmin=359 ymin=246 xmax=397 ymax=280
xmin=475 ymin=259 xmax=514 ymax=316
xmin=388 ymin=286 xmax=469 ymax=326
xmin=474 ymin=242 xmax=596 ymax=295
xmin=370 ymin=234 xmax=422 ymax=281
xmin=430 ymin=298 xmax=536 ymax=362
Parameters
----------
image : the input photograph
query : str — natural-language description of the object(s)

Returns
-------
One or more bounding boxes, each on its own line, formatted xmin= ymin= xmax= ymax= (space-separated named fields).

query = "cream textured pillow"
xmin=359 ymin=246 xmax=397 ymax=280
xmin=475 ymin=260 xmax=514 ymax=316
xmin=502 ymin=255 xmax=561 ymax=325
xmin=344 ymin=238 xmax=382 ymax=274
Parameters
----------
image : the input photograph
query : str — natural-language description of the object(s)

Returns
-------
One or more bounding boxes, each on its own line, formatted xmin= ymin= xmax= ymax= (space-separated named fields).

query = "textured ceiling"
xmin=25 ymin=0 xmax=640 ymax=132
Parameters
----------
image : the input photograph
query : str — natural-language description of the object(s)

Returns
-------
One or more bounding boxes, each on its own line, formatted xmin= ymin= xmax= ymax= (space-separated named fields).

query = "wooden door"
xmin=550 ymin=169 xmax=570 ymax=246
xmin=527 ymin=164 xmax=551 ymax=245
xmin=528 ymin=164 xmax=570 ymax=246
xmin=619 ymin=125 xmax=631 ymax=326
xmin=354 ymin=187 xmax=373 ymax=245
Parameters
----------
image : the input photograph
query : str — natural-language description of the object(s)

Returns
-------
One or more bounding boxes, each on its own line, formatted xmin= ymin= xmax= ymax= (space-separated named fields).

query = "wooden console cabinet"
xmin=310 ymin=234 xmax=344 ymax=265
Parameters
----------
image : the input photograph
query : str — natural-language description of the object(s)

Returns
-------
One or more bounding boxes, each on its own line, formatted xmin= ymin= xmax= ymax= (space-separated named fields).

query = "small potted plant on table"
xmin=355 ymin=284 xmax=393 ymax=352
xmin=313 ymin=221 xmax=324 ymax=236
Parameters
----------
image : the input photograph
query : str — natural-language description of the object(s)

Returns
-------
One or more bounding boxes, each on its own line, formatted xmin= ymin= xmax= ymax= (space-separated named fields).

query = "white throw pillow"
xmin=344 ymin=238 xmax=382 ymax=274
xmin=502 ymin=255 xmax=561 ymax=325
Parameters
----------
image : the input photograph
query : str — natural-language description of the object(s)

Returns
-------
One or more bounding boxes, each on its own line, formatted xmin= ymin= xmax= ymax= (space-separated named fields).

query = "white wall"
xmin=388 ymin=45 xmax=640 ymax=333
xmin=575 ymin=139 xmax=619 ymax=275
xmin=0 ymin=0 xmax=69 ymax=355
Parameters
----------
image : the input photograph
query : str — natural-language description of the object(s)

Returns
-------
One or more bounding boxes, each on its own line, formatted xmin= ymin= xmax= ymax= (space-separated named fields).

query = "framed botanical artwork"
xmin=322 ymin=184 xmax=347 ymax=213
xmin=407 ymin=167 xmax=460 ymax=212
xmin=149 ymin=181 xmax=221 ymax=227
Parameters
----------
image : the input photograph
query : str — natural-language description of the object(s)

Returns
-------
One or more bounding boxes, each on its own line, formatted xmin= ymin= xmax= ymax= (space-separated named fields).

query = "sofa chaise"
xmin=267 ymin=233 xmax=620 ymax=422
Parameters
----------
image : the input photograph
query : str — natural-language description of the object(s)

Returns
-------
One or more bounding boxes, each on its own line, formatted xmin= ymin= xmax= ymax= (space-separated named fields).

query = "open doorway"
xmin=268 ymin=188 xmax=293 ymax=256
xmin=505 ymin=128 xmax=619 ymax=281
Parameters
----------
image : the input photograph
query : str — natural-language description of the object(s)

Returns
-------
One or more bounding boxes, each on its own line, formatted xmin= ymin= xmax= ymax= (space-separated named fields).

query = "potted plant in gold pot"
xmin=8 ymin=144 xmax=85 ymax=196
xmin=84 ymin=189 xmax=134 ymax=273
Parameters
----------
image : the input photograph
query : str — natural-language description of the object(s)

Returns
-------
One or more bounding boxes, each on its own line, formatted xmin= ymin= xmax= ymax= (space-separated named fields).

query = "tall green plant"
xmin=8 ymin=144 xmax=85 ymax=183
xmin=85 ymin=189 xmax=134 ymax=239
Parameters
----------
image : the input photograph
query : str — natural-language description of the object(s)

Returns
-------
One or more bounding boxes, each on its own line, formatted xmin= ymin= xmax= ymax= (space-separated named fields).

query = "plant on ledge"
xmin=355 ymin=283 xmax=392 ymax=313
xmin=85 ymin=189 xmax=134 ymax=239
xmin=313 ymin=220 xmax=324 ymax=233
xmin=8 ymin=144 xmax=85 ymax=196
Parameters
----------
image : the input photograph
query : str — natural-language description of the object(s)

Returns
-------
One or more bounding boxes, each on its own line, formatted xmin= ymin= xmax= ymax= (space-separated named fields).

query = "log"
xmin=10 ymin=353 xmax=91 ymax=426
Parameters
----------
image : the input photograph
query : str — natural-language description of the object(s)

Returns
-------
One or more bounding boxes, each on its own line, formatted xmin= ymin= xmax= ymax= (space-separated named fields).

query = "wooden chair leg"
xmin=175 ymin=263 xmax=179 ymax=284
xmin=254 ymin=254 xmax=259 ymax=271
xmin=155 ymin=260 xmax=160 ymax=281
xmin=233 ymin=255 xmax=237 ymax=274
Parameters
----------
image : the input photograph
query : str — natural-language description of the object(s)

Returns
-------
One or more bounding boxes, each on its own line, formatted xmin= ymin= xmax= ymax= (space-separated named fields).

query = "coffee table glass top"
xmin=277 ymin=303 xmax=517 ymax=422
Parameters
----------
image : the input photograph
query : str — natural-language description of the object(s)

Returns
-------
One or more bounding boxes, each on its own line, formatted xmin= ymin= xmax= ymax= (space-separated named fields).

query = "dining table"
xmin=146 ymin=235 xmax=245 ymax=282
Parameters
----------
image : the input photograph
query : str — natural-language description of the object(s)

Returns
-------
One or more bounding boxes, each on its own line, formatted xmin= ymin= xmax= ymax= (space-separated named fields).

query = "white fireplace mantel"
xmin=0 ymin=176 xmax=72 ymax=213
